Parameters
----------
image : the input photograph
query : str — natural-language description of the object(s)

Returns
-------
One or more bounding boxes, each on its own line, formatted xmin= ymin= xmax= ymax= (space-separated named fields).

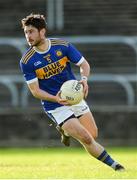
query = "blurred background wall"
xmin=0 ymin=0 xmax=137 ymax=147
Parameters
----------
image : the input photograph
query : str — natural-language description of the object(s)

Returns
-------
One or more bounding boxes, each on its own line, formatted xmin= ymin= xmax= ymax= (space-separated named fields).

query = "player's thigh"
xmin=62 ymin=118 xmax=92 ymax=143
xmin=79 ymin=111 xmax=98 ymax=138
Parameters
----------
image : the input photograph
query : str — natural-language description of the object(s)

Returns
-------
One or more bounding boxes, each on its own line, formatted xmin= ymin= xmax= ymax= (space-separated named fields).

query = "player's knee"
xmin=92 ymin=127 xmax=98 ymax=139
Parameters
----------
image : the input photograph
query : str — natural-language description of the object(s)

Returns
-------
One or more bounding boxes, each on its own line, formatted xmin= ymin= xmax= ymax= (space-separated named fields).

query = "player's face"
xmin=24 ymin=25 xmax=43 ymax=47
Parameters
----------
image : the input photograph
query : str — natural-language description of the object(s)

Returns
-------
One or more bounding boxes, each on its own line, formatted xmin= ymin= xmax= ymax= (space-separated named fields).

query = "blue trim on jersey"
xmin=20 ymin=38 xmax=84 ymax=111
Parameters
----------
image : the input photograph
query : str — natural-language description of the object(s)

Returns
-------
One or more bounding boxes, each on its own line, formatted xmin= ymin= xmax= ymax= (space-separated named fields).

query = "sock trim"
xmin=97 ymin=150 xmax=107 ymax=160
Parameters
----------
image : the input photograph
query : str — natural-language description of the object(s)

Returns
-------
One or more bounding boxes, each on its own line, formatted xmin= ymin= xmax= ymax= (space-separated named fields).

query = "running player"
xmin=20 ymin=13 xmax=125 ymax=171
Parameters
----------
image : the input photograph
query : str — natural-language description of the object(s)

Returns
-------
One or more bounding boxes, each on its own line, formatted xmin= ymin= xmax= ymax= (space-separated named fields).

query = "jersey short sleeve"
xmin=20 ymin=60 xmax=37 ymax=84
xmin=66 ymin=43 xmax=85 ymax=65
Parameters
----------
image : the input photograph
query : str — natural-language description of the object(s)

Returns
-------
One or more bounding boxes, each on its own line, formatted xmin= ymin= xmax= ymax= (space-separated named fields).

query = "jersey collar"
xmin=33 ymin=39 xmax=51 ymax=54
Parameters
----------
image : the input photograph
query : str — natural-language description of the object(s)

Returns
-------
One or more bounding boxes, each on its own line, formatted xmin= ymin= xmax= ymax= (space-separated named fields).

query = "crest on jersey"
xmin=56 ymin=50 xmax=62 ymax=57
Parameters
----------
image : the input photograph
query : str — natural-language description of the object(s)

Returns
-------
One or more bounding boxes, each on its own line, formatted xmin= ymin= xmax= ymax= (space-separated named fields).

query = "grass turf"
xmin=0 ymin=147 xmax=136 ymax=179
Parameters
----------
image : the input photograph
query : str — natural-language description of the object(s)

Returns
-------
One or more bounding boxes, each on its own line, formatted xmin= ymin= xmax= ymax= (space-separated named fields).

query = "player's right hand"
xmin=55 ymin=91 xmax=69 ymax=105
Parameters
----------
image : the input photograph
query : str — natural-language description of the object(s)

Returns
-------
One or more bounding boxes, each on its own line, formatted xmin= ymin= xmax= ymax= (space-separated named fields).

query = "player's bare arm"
xmin=28 ymin=80 xmax=69 ymax=105
xmin=28 ymin=80 xmax=57 ymax=102
xmin=79 ymin=59 xmax=90 ymax=98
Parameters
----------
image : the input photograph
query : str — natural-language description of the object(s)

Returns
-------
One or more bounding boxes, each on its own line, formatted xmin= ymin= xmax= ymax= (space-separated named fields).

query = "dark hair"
xmin=21 ymin=13 xmax=47 ymax=31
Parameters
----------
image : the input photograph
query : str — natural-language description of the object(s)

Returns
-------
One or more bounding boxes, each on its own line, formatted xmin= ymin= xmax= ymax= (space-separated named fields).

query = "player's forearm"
xmin=31 ymin=88 xmax=57 ymax=102
xmin=80 ymin=60 xmax=90 ymax=79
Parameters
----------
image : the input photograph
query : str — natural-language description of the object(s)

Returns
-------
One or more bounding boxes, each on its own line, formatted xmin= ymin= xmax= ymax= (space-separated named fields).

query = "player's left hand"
xmin=79 ymin=80 xmax=89 ymax=98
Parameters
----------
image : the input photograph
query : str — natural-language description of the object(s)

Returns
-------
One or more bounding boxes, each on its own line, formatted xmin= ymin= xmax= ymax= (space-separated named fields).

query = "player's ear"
xmin=40 ymin=28 xmax=46 ymax=37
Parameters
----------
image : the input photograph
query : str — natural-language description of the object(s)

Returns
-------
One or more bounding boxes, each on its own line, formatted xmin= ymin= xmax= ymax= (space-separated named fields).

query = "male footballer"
xmin=20 ymin=13 xmax=125 ymax=171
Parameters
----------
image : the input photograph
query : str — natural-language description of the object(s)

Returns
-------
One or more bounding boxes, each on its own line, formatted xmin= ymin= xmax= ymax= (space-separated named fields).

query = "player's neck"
xmin=34 ymin=38 xmax=49 ymax=52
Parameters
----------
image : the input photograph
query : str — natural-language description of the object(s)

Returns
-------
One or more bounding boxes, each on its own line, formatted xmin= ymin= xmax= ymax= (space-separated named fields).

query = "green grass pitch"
xmin=0 ymin=147 xmax=136 ymax=179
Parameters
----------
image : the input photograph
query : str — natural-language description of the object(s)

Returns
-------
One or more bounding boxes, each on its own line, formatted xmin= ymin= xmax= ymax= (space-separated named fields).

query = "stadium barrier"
xmin=0 ymin=74 xmax=136 ymax=107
